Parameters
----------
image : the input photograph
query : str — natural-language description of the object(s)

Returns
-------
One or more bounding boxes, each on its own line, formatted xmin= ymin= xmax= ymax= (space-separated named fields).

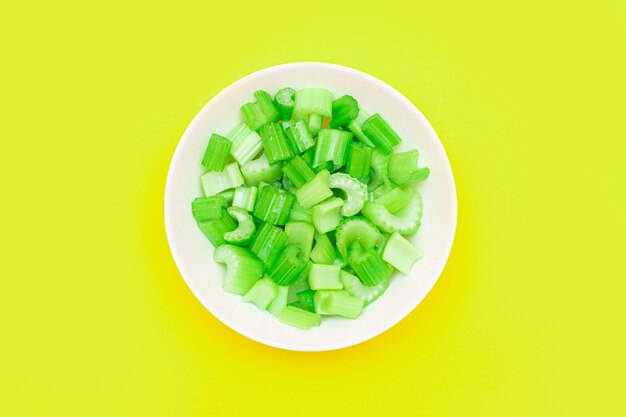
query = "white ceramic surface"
xmin=164 ymin=63 xmax=457 ymax=351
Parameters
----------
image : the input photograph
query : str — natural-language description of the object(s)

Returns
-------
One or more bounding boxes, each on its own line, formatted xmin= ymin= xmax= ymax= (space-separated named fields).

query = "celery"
xmin=266 ymin=285 xmax=289 ymax=317
xmin=241 ymin=154 xmax=283 ymax=186
xmin=253 ymin=185 xmax=295 ymax=226
xmin=259 ymin=122 xmax=293 ymax=164
xmin=308 ymin=263 xmax=342 ymax=290
xmin=293 ymin=289 xmax=316 ymax=313
xmin=216 ymin=189 xmax=235 ymax=203
xmin=335 ymin=216 xmax=382 ymax=257
xmin=241 ymin=90 xmax=280 ymax=131
xmin=346 ymin=142 xmax=372 ymax=183
xmin=267 ymin=245 xmax=309 ymax=286
xmin=223 ymin=207 xmax=256 ymax=246
xmin=328 ymin=173 xmax=368 ymax=216
xmin=243 ymin=277 xmax=279 ymax=310
xmin=249 ymin=222 xmax=289 ymax=267
xmin=375 ymin=187 xmax=413 ymax=213
xmin=348 ymin=241 xmax=390 ymax=286
xmin=197 ymin=211 xmax=237 ymax=247
xmin=282 ymin=176 xmax=295 ymax=193
xmin=381 ymin=232 xmax=422 ymax=274
xmin=232 ymin=186 xmax=258 ymax=212
xmin=213 ymin=245 xmax=264 ymax=295
xmin=191 ymin=196 xmax=226 ymax=222
xmin=347 ymin=109 xmax=375 ymax=147
xmin=310 ymin=232 xmax=337 ymax=265
xmin=200 ymin=162 xmax=244 ymax=196
xmin=313 ymin=129 xmax=353 ymax=168
xmin=308 ymin=114 xmax=323 ymax=137
xmin=362 ymin=114 xmax=401 ymax=154
xmin=295 ymin=170 xmax=334 ymax=209
xmin=340 ymin=270 xmax=389 ymax=306
xmin=294 ymin=88 xmax=333 ymax=119
xmin=314 ymin=290 xmax=363 ymax=319
xmin=361 ymin=190 xmax=423 ymax=234
xmin=273 ymin=87 xmax=296 ymax=121
xmin=311 ymin=197 xmax=344 ymax=234
xmin=287 ymin=200 xmax=313 ymax=224
xmin=201 ymin=134 xmax=231 ymax=171
xmin=285 ymin=222 xmax=315 ymax=260
xmin=282 ymin=155 xmax=315 ymax=188
xmin=226 ymin=123 xmax=263 ymax=166
xmin=388 ymin=150 xmax=430 ymax=185
xmin=279 ymin=306 xmax=321 ymax=330
xmin=285 ymin=120 xmax=315 ymax=154
xmin=330 ymin=95 xmax=359 ymax=128
xmin=369 ymin=149 xmax=391 ymax=192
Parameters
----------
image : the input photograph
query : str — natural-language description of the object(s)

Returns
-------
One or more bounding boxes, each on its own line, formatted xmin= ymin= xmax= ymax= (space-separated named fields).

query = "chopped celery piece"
xmin=313 ymin=129 xmax=353 ymax=168
xmin=340 ymin=270 xmax=389 ymax=306
xmin=381 ymin=232 xmax=423 ymax=274
xmin=282 ymin=155 xmax=315 ymax=188
xmin=288 ymin=279 xmax=310 ymax=303
xmin=361 ymin=190 xmax=423 ymax=234
xmin=285 ymin=120 xmax=315 ymax=154
xmin=301 ymin=146 xmax=315 ymax=167
xmin=308 ymin=263 xmax=342 ymax=290
xmin=266 ymin=285 xmax=289 ymax=317
xmin=258 ymin=181 xmax=270 ymax=192
xmin=243 ymin=277 xmax=279 ymax=310
xmin=376 ymin=232 xmax=391 ymax=255
xmin=295 ymin=289 xmax=316 ymax=312
xmin=388 ymin=150 xmax=430 ymax=185
xmin=375 ymin=187 xmax=413 ymax=213
xmin=249 ymin=222 xmax=289 ymax=267
xmin=226 ymin=123 xmax=263 ymax=166
xmin=241 ymin=154 xmax=283 ymax=186
xmin=347 ymin=109 xmax=375 ymax=147
xmin=287 ymin=200 xmax=313 ymax=223
xmin=346 ymin=142 xmax=372 ymax=183
xmin=328 ymin=173 xmax=368 ymax=216
xmin=310 ymin=232 xmax=336 ymax=265
xmin=217 ymin=189 xmax=235 ymax=203
xmin=335 ymin=216 xmax=382 ymax=257
xmin=330 ymin=95 xmax=359 ymax=128
xmin=362 ymin=113 xmax=401 ymax=154
xmin=314 ymin=290 xmax=363 ymax=319
xmin=274 ymin=87 xmax=296 ymax=121
xmin=232 ymin=186 xmax=258 ymax=212
xmin=267 ymin=245 xmax=309 ymax=286
xmin=223 ymin=207 xmax=256 ymax=246
xmin=201 ymin=134 xmax=231 ymax=171
xmin=285 ymin=222 xmax=315 ymax=260
xmin=348 ymin=241 xmax=390 ymax=286
xmin=200 ymin=162 xmax=244 ymax=196
xmin=372 ymin=182 xmax=394 ymax=199
xmin=191 ymin=196 xmax=226 ymax=222
xmin=295 ymin=170 xmax=333 ymax=209
xmin=279 ymin=306 xmax=321 ymax=330
xmin=308 ymin=114 xmax=323 ymax=137
xmin=214 ymin=245 xmax=264 ymax=295
xmin=259 ymin=122 xmax=293 ymax=164
xmin=369 ymin=149 xmax=391 ymax=192
xmin=253 ymin=185 xmax=295 ymax=226
xmin=282 ymin=176 xmax=295 ymax=193
xmin=241 ymin=90 xmax=280 ymax=131
xmin=311 ymin=197 xmax=344 ymax=234
xmin=294 ymin=88 xmax=333 ymax=118
xmin=197 ymin=211 xmax=237 ymax=247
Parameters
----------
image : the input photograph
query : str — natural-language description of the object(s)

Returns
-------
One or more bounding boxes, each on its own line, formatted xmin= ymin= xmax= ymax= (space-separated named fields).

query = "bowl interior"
xmin=165 ymin=63 xmax=457 ymax=351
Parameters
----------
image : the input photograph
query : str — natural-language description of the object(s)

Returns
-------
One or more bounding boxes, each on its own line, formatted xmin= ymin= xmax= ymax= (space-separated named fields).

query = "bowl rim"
xmin=164 ymin=62 xmax=458 ymax=351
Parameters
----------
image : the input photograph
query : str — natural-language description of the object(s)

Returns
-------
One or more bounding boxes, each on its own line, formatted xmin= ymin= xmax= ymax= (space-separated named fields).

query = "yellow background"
xmin=2 ymin=0 xmax=625 ymax=415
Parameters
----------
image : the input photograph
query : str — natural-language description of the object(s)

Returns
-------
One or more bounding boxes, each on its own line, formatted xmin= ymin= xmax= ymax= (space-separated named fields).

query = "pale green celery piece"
xmin=241 ymin=154 xmax=283 ymax=186
xmin=308 ymin=114 xmax=323 ymax=137
xmin=232 ymin=186 xmax=258 ymax=212
xmin=368 ymin=149 xmax=391 ymax=193
xmin=287 ymin=278 xmax=311 ymax=303
xmin=287 ymin=200 xmax=313 ymax=223
xmin=314 ymin=290 xmax=363 ymax=319
xmin=311 ymin=197 xmax=344 ymax=234
xmin=213 ymin=245 xmax=264 ymax=295
xmin=309 ymin=232 xmax=336 ymax=265
xmin=217 ymin=189 xmax=235 ymax=203
xmin=335 ymin=216 xmax=383 ymax=257
xmin=347 ymin=109 xmax=374 ymax=147
xmin=340 ymin=270 xmax=389 ymax=306
xmin=285 ymin=222 xmax=315 ymax=260
xmin=313 ymin=290 xmax=332 ymax=315
xmin=223 ymin=207 xmax=256 ymax=246
xmin=226 ymin=123 xmax=263 ymax=165
xmin=361 ymin=190 xmax=423 ymax=234
xmin=278 ymin=306 xmax=321 ymax=330
xmin=381 ymin=232 xmax=423 ymax=274
xmin=372 ymin=182 xmax=395 ymax=199
xmin=243 ymin=277 xmax=279 ymax=310
xmin=200 ymin=162 xmax=244 ymax=196
xmin=308 ymin=263 xmax=342 ymax=290
xmin=328 ymin=173 xmax=368 ymax=216
xmin=375 ymin=187 xmax=413 ymax=214
xmin=295 ymin=170 xmax=333 ymax=209
xmin=387 ymin=149 xmax=429 ymax=185
xmin=267 ymin=285 xmax=290 ymax=317
xmin=294 ymin=88 xmax=333 ymax=118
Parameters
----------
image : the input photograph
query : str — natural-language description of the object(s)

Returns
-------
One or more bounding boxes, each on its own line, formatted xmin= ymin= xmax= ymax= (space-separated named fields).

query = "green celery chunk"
xmin=308 ymin=263 xmax=342 ymax=290
xmin=294 ymin=289 xmax=316 ymax=313
xmin=294 ymin=88 xmax=333 ymax=119
xmin=216 ymin=189 xmax=235 ymax=203
xmin=348 ymin=241 xmax=390 ymax=286
xmin=273 ymin=87 xmax=296 ymax=121
xmin=301 ymin=146 xmax=315 ymax=167
xmin=340 ymin=270 xmax=389 ymax=306
xmin=347 ymin=109 xmax=375 ymax=147
xmin=226 ymin=123 xmax=263 ymax=166
xmin=313 ymin=129 xmax=353 ymax=168
xmin=361 ymin=113 xmax=401 ymax=154
xmin=259 ymin=122 xmax=294 ymax=164
xmin=310 ymin=232 xmax=336 ymax=265
xmin=241 ymin=154 xmax=283 ymax=186
xmin=287 ymin=200 xmax=312 ymax=223
xmin=253 ymin=185 xmax=295 ymax=226
xmin=223 ymin=207 xmax=256 ymax=246
xmin=278 ymin=306 xmax=321 ymax=330
xmin=197 ymin=211 xmax=237 ymax=247
xmin=267 ymin=245 xmax=309 ymax=286
xmin=213 ymin=245 xmax=264 ymax=295
xmin=361 ymin=190 xmax=423 ymax=234
xmin=282 ymin=176 xmax=295 ymax=193
xmin=285 ymin=120 xmax=315 ymax=154
xmin=249 ymin=222 xmax=289 ymax=267
xmin=295 ymin=170 xmax=334 ymax=209
xmin=381 ymin=232 xmax=423 ymax=274
xmin=330 ymin=95 xmax=359 ymax=128
xmin=243 ymin=277 xmax=279 ymax=310
xmin=267 ymin=285 xmax=289 ymax=317
xmin=311 ymin=197 xmax=344 ymax=234
xmin=328 ymin=173 xmax=368 ymax=216
xmin=368 ymin=149 xmax=391 ymax=192
xmin=335 ymin=216 xmax=382 ymax=258
xmin=241 ymin=90 xmax=280 ymax=131
xmin=201 ymin=133 xmax=231 ymax=171
xmin=375 ymin=187 xmax=413 ymax=214
xmin=191 ymin=196 xmax=226 ymax=222
xmin=232 ymin=186 xmax=258 ymax=212
xmin=388 ymin=150 xmax=430 ymax=185
xmin=200 ymin=162 xmax=244 ymax=196
xmin=346 ymin=141 xmax=372 ymax=183
xmin=314 ymin=290 xmax=363 ymax=319
xmin=308 ymin=114 xmax=323 ymax=137
xmin=285 ymin=222 xmax=315 ymax=260
xmin=282 ymin=155 xmax=315 ymax=188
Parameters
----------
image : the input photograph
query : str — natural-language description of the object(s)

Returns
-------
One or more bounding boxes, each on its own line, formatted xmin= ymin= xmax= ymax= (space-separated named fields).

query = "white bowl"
xmin=165 ymin=62 xmax=457 ymax=351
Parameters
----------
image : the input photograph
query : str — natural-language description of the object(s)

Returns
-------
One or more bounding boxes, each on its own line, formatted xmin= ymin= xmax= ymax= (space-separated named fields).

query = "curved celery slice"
xmin=347 ymin=241 xmax=389 ymax=286
xmin=273 ymin=87 xmax=296 ymax=121
xmin=313 ymin=290 xmax=363 ymax=319
xmin=295 ymin=170 xmax=333 ymax=209
xmin=340 ymin=270 xmax=389 ymax=306
xmin=213 ymin=245 xmax=264 ymax=295
xmin=310 ymin=232 xmax=336 ymax=265
xmin=223 ymin=207 xmax=256 ymax=246
xmin=335 ymin=216 xmax=382 ymax=258
xmin=361 ymin=190 xmax=423 ymax=234
xmin=267 ymin=245 xmax=309 ymax=286
xmin=226 ymin=123 xmax=263 ymax=166
xmin=279 ymin=306 xmax=321 ymax=329
xmin=328 ymin=173 xmax=367 ymax=216
xmin=330 ymin=95 xmax=359 ymax=128
xmin=241 ymin=154 xmax=283 ymax=186
xmin=312 ymin=197 xmax=344 ymax=234
xmin=243 ymin=277 xmax=278 ymax=310
xmin=388 ymin=150 xmax=430 ymax=185
xmin=200 ymin=162 xmax=244 ymax=196
xmin=381 ymin=232 xmax=423 ymax=275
